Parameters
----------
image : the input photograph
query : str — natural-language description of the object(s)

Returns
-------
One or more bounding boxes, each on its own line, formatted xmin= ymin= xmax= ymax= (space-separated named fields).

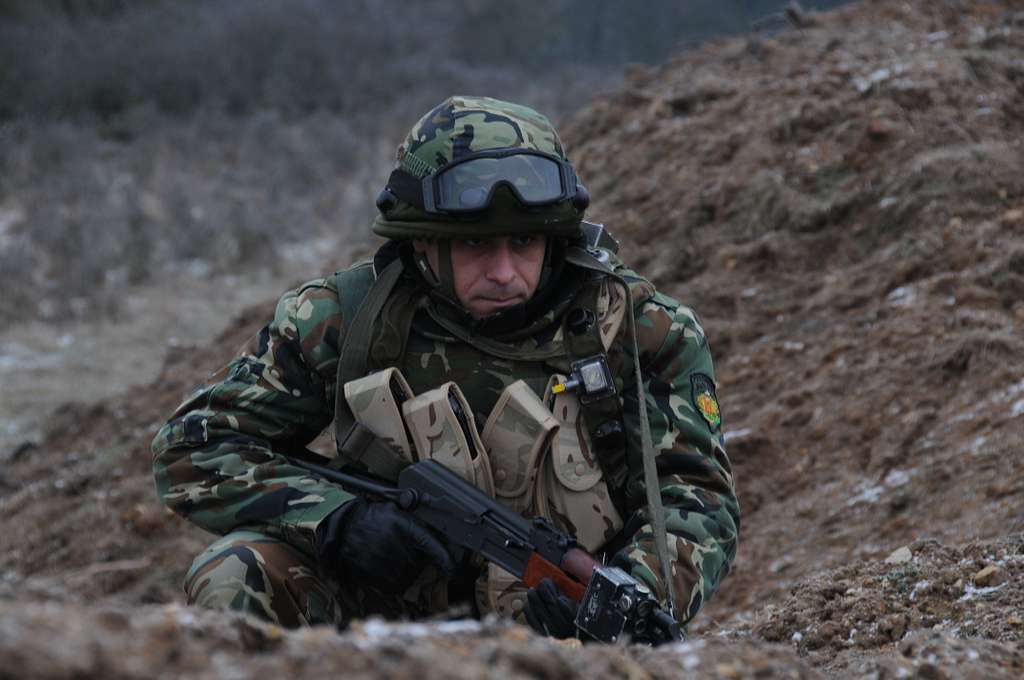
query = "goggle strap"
xmin=385 ymin=169 xmax=427 ymax=211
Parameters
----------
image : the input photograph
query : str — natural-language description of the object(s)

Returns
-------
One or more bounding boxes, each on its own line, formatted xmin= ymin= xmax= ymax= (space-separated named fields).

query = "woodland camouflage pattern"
xmin=395 ymin=95 xmax=567 ymax=178
xmin=152 ymin=251 xmax=740 ymax=629
xmin=183 ymin=530 xmax=345 ymax=627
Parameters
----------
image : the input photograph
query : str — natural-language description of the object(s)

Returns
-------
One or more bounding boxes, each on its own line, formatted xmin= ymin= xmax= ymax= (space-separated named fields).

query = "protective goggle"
xmin=379 ymin=149 xmax=589 ymax=216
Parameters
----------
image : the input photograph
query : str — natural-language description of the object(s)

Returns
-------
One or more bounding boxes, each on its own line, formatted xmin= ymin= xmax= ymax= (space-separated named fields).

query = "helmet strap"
xmin=411 ymin=248 xmax=440 ymax=287
xmin=409 ymin=240 xmax=460 ymax=306
xmin=538 ymin=237 xmax=558 ymax=289
xmin=438 ymin=240 xmax=459 ymax=301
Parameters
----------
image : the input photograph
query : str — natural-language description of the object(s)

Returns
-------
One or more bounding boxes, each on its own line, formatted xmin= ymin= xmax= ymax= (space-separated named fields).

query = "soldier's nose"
xmin=486 ymin=245 xmax=517 ymax=285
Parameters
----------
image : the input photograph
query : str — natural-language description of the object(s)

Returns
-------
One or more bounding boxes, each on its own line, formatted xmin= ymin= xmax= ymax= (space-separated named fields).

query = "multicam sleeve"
xmin=618 ymin=288 xmax=740 ymax=626
xmin=151 ymin=279 xmax=355 ymax=558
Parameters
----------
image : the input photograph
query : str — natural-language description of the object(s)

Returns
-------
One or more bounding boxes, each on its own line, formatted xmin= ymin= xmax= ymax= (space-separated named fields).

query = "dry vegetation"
xmin=0 ymin=0 xmax=847 ymax=323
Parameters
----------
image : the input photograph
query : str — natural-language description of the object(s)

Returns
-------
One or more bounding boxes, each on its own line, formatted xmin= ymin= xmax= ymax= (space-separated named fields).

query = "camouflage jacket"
xmin=152 ymin=246 xmax=740 ymax=624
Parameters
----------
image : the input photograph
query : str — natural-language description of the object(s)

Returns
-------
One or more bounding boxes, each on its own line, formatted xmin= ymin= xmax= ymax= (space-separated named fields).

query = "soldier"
xmin=152 ymin=96 xmax=739 ymax=638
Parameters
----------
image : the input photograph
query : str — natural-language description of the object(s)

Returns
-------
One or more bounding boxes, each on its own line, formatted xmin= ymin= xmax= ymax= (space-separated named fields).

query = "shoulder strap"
xmin=334 ymin=261 xmax=377 ymax=332
xmin=331 ymin=259 xmax=409 ymax=480
xmin=561 ymin=250 xmax=630 ymax=512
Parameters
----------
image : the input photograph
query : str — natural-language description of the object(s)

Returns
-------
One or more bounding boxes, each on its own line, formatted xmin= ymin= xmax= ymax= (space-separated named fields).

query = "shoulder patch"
xmin=690 ymin=373 xmax=721 ymax=431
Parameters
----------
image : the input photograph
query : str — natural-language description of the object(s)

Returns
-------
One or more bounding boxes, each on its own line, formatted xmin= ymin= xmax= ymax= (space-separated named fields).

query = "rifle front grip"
xmin=561 ymin=547 xmax=601 ymax=587
xmin=522 ymin=547 xmax=601 ymax=602
xmin=524 ymin=553 xmax=588 ymax=601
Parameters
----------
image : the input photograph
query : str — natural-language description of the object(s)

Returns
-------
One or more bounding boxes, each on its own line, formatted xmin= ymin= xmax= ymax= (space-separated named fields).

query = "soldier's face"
xmin=414 ymin=236 xmax=546 ymax=319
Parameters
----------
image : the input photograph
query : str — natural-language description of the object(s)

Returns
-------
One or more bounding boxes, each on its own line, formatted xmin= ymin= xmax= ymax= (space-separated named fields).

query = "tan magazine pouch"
xmin=536 ymin=375 xmax=624 ymax=553
xmin=402 ymin=382 xmax=496 ymax=497
xmin=342 ymin=367 xmax=416 ymax=463
xmin=480 ymin=380 xmax=559 ymax=515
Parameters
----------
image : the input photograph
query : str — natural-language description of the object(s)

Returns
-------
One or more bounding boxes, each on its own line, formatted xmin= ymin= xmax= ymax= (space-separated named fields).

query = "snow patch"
xmin=884 ymin=469 xmax=911 ymax=487
xmin=724 ymin=428 xmax=753 ymax=442
xmin=849 ymin=470 xmax=912 ymax=506
xmin=854 ymin=63 xmax=907 ymax=93
xmin=848 ymin=483 xmax=884 ymax=506
xmin=359 ymin=618 xmax=484 ymax=642
xmin=886 ymin=285 xmax=917 ymax=307
xmin=910 ymin=580 xmax=931 ymax=601
xmin=958 ymin=583 xmax=1006 ymax=602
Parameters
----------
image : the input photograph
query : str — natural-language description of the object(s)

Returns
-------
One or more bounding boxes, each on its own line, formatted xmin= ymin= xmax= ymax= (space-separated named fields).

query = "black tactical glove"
xmin=317 ymin=499 xmax=455 ymax=595
xmin=523 ymin=577 xmax=578 ymax=639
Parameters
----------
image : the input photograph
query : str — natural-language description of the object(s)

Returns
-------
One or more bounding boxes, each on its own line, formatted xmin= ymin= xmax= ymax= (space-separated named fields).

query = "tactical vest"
xmin=328 ymin=246 xmax=648 ymax=619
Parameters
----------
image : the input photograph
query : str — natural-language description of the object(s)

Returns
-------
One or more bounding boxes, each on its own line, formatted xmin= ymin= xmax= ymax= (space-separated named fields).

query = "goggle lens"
xmin=435 ymin=153 xmax=566 ymax=211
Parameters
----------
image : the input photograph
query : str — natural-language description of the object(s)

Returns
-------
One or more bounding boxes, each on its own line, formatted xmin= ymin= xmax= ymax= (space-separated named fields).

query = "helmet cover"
xmin=373 ymin=96 xmax=585 ymax=240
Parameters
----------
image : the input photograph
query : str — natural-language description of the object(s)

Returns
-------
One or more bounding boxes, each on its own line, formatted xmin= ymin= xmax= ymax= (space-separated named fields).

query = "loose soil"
xmin=1 ymin=1 xmax=1022 ymax=677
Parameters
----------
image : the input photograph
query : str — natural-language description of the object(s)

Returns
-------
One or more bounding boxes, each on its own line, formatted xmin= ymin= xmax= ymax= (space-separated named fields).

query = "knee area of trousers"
xmin=184 ymin=541 xmax=275 ymax=611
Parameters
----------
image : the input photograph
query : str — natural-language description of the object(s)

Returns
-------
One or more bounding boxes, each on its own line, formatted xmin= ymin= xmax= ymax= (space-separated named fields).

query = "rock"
xmin=1000 ymin=208 xmax=1024 ymax=229
xmin=916 ymin=661 xmax=947 ymax=680
xmin=879 ymin=613 xmax=908 ymax=642
xmin=973 ymin=565 xmax=1006 ymax=587
xmin=867 ymin=117 xmax=897 ymax=140
xmin=715 ymin=661 xmax=744 ymax=679
xmin=885 ymin=546 xmax=914 ymax=564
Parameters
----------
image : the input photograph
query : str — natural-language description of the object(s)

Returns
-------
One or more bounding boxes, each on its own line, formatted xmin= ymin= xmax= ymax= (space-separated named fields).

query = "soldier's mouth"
xmin=479 ymin=296 xmax=524 ymax=310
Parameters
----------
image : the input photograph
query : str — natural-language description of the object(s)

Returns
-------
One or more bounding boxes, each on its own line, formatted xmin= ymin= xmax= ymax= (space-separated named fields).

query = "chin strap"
xmin=437 ymin=239 xmax=458 ymax=302
xmin=411 ymin=240 xmax=461 ymax=309
xmin=412 ymin=249 xmax=440 ymax=287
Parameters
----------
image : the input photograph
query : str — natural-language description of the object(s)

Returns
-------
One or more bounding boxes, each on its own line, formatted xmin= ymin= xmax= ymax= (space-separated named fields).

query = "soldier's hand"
xmin=318 ymin=499 xmax=455 ymax=595
xmin=524 ymin=577 xmax=578 ymax=639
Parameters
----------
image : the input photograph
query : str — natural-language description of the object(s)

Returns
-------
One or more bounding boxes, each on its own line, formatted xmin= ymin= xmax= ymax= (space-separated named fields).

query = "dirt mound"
xmin=563 ymin=0 xmax=1024 ymax=630
xmin=0 ymin=596 xmax=824 ymax=680
xmin=753 ymin=537 xmax=1024 ymax=675
xmin=2 ymin=0 xmax=1022 ymax=676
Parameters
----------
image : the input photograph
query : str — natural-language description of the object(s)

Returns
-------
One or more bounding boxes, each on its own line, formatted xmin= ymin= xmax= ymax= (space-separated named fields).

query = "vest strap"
xmin=332 ymin=259 xmax=409 ymax=479
xmin=561 ymin=247 xmax=632 ymax=505
xmin=562 ymin=276 xmax=630 ymax=504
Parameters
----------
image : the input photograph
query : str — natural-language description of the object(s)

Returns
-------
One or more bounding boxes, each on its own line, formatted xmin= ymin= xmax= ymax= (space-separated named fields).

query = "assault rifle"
xmin=290 ymin=456 xmax=682 ymax=646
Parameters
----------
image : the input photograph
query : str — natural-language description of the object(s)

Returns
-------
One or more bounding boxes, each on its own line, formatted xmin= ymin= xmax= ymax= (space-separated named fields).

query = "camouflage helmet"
xmin=372 ymin=96 xmax=588 ymax=240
